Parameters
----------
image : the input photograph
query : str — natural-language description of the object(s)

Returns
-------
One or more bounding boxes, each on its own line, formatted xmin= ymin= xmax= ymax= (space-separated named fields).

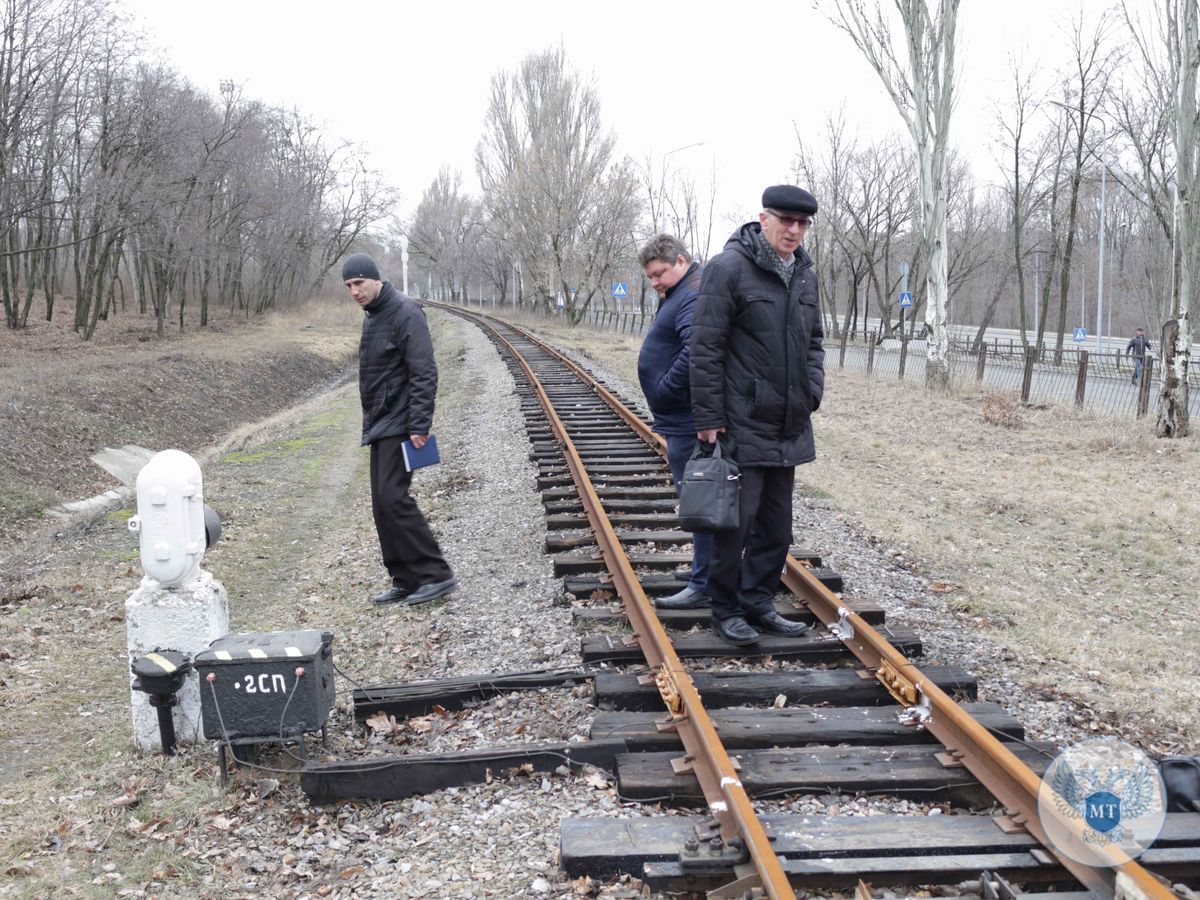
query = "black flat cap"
xmin=762 ymin=185 xmax=818 ymax=215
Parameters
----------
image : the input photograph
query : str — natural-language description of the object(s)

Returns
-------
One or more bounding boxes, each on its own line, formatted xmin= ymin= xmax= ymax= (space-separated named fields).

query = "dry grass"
xmin=981 ymin=393 xmax=1024 ymax=429
xmin=515 ymin=312 xmax=1200 ymax=750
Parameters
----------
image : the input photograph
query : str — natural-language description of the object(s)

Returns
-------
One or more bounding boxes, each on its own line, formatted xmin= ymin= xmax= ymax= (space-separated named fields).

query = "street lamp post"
xmin=1048 ymin=101 xmax=1113 ymax=354
xmin=399 ymin=235 xmax=409 ymax=295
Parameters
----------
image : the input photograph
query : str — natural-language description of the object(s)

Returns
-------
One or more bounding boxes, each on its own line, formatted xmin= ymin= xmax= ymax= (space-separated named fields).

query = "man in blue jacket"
xmin=636 ymin=234 xmax=710 ymax=610
xmin=690 ymin=186 xmax=824 ymax=645
xmin=343 ymin=252 xmax=458 ymax=607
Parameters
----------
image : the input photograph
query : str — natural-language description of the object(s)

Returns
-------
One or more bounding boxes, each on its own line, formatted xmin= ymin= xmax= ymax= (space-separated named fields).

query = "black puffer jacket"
xmin=689 ymin=222 xmax=825 ymax=467
xmin=358 ymin=282 xmax=437 ymax=446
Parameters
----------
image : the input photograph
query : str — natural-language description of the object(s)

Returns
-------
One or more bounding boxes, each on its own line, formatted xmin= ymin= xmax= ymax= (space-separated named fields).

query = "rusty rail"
xmin=782 ymin=559 xmax=1176 ymax=899
xmin=445 ymin=307 xmax=794 ymax=899
xmin=433 ymin=302 xmax=1178 ymax=899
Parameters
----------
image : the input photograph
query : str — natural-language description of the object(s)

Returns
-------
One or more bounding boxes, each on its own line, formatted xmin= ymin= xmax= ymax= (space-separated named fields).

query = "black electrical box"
xmin=194 ymin=629 xmax=335 ymax=743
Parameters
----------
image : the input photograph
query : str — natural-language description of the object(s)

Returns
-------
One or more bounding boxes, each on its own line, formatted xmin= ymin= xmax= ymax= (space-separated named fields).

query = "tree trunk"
xmin=1156 ymin=0 xmax=1195 ymax=439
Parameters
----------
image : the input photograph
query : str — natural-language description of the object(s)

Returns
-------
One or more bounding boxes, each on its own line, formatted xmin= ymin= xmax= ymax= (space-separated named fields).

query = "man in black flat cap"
xmin=689 ymin=186 xmax=825 ymax=645
xmin=343 ymin=252 xmax=458 ymax=607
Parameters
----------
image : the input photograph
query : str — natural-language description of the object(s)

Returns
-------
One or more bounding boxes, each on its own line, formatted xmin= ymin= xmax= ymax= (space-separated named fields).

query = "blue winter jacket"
xmin=637 ymin=262 xmax=703 ymax=436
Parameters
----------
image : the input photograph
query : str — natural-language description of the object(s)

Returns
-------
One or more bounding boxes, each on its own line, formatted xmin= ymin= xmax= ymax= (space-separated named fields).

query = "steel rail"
xmin=782 ymin=559 xmax=1177 ymax=899
xmin=504 ymin=322 xmax=666 ymax=453
xmin=444 ymin=307 xmax=795 ymax=899
xmin=432 ymin=303 xmax=1177 ymax=897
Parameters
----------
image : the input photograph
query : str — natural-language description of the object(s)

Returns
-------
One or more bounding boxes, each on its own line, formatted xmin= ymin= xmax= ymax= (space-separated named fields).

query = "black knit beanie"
xmin=341 ymin=253 xmax=381 ymax=282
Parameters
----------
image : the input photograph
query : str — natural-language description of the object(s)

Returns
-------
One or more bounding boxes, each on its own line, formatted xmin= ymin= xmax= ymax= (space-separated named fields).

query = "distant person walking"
xmin=635 ymin=234 xmax=710 ymax=611
xmin=343 ymin=252 xmax=458 ymax=607
xmin=1125 ymin=327 xmax=1152 ymax=385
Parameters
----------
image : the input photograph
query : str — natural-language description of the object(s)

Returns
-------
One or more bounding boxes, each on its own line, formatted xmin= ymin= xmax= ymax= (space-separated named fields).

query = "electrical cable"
xmin=338 ymin=662 xmax=596 ymax=703
xmin=200 ymin=672 xmax=641 ymax=793
xmin=205 ymin=677 xmax=313 ymax=776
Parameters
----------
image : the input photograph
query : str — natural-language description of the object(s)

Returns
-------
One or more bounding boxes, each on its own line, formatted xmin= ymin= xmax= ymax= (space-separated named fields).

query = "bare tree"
xmin=795 ymin=116 xmax=917 ymax=342
xmin=994 ymin=55 xmax=1057 ymax=349
xmin=475 ymin=47 xmax=641 ymax=323
xmin=407 ymin=168 xmax=480 ymax=301
xmin=826 ymin=0 xmax=960 ymax=387
xmin=1043 ymin=12 xmax=1119 ymax=364
xmin=0 ymin=0 xmax=393 ymax=339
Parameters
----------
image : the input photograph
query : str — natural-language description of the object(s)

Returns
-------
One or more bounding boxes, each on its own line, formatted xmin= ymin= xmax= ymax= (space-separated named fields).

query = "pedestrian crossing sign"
xmin=1073 ymin=327 xmax=1086 ymax=343
xmin=899 ymin=291 xmax=913 ymax=308
xmin=612 ymin=282 xmax=628 ymax=299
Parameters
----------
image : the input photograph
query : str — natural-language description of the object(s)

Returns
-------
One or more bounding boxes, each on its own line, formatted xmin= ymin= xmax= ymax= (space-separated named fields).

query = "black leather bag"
xmin=1161 ymin=756 xmax=1200 ymax=813
xmin=678 ymin=439 xmax=741 ymax=533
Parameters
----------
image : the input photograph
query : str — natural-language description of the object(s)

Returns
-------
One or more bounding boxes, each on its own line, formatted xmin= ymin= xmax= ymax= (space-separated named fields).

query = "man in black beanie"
xmin=343 ymin=252 xmax=458 ymax=606
xmin=689 ymin=185 xmax=825 ymax=645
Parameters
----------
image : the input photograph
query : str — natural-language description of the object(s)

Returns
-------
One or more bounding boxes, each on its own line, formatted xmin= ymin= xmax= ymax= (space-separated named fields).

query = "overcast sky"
xmin=124 ymin=0 xmax=1135 ymax=244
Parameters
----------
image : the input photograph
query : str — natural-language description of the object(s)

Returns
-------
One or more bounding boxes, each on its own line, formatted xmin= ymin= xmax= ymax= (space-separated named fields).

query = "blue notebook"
xmin=401 ymin=435 xmax=441 ymax=472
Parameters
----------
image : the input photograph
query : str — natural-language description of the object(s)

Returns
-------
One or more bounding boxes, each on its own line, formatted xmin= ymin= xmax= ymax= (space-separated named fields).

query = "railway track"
xmin=303 ymin=304 xmax=1200 ymax=899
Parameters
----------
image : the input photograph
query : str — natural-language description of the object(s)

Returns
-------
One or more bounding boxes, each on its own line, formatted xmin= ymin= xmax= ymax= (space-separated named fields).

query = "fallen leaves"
xmin=364 ymin=711 xmax=401 ymax=736
xmin=126 ymin=816 xmax=171 ymax=840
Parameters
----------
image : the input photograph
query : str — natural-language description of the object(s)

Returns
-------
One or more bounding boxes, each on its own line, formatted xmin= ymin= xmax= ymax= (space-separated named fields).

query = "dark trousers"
xmin=708 ymin=465 xmax=794 ymax=622
xmin=665 ymin=433 xmax=712 ymax=593
xmin=369 ymin=436 xmax=453 ymax=591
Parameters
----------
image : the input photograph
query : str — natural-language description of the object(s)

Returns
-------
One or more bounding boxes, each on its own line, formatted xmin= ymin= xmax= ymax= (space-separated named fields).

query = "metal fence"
xmin=833 ymin=332 xmax=1200 ymax=421
xmin=446 ymin=297 xmax=1196 ymax=422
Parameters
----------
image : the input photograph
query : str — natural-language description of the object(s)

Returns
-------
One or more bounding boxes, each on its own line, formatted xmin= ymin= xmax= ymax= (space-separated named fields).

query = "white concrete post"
xmin=126 ymin=450 xmax=229 ymax=752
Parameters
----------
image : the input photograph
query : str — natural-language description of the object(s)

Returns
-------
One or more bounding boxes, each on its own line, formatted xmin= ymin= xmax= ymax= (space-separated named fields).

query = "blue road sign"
xmin=1073 ymin=327 xmax=1087 ymax=343
xmin=899 ymin=291 xmax=913 ymax=308
xmin=612 ymin=281 xmax=628 ymax=299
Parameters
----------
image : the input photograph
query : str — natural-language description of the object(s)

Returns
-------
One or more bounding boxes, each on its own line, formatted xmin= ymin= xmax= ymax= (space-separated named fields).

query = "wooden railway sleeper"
xmin=673 ymin=754 xmax=742 ymax=775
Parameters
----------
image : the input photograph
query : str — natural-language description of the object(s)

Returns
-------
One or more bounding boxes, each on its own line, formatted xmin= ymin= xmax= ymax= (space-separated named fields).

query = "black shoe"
xmin=673 ymin=565 xmax=692 ymax=581
xmin=747 ymin=609 xmax=810 ymax=637
xmin=712 ymin=616 xmax=760 ymax=646
xmin=655 ymin=587 xmax=711 ymax=610
xmin=371 ymin=585 xmax=409 ymax=606
xmin=405 ymin=577 xmax=460 ymax=606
